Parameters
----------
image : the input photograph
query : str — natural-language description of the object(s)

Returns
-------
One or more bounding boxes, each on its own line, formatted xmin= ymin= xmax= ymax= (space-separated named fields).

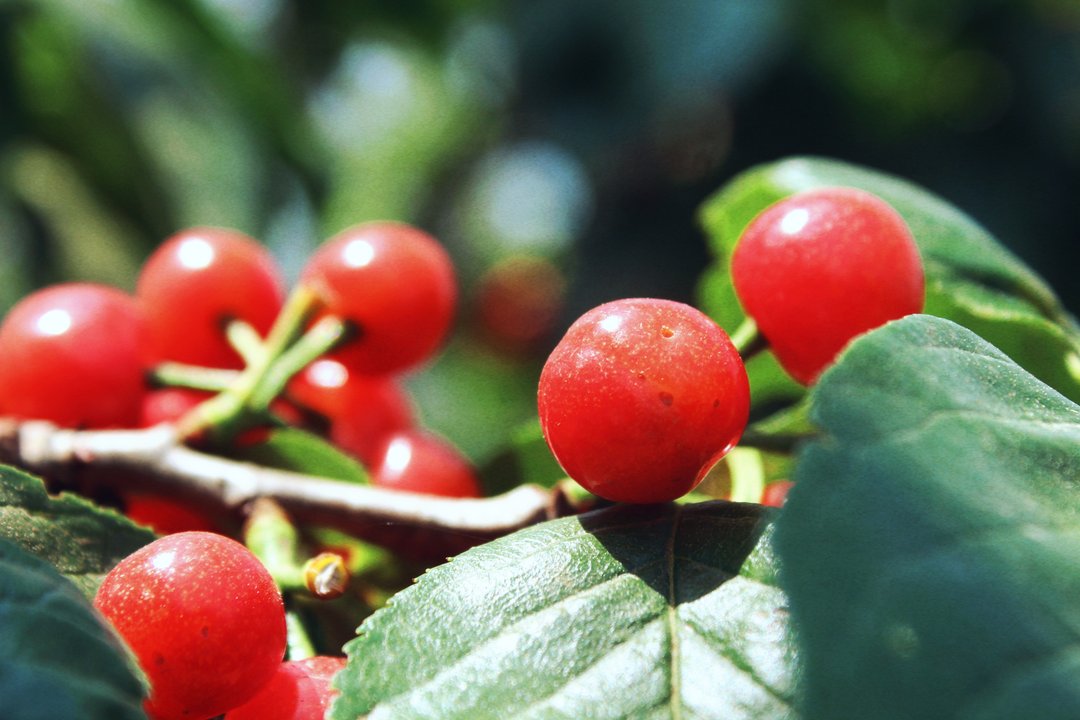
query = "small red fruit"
xmin=288 ymin=359 xmax=414 ymax=465
xmin=93 ymin=532 xmax=286 ymax=720
xmin=371 ymin=430 xmax=482 ymax=498
xmin=538 ymin=298 xmax=749 ymax=504
xmin=0 ymin=283 xmax=148 ymax=428
xmin=224 ymin=656 xmax=346 ymax=720
xmin=300 ymin=222 xmax=457 ymax=375
xmin=731 ymin=187 xmax=924 ymax=384
xmin=137 ymin=227 xmax=285 ymax=369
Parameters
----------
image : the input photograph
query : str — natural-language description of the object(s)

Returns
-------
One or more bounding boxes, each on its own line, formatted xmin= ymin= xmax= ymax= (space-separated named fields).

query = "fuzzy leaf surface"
xmin=0 ymin=465 xmax=155 ymax=597
xmin=332 ymin=501 xmax=796 ymax=720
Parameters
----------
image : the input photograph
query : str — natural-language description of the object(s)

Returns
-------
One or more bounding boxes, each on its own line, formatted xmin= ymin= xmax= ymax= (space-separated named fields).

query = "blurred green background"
xmin=1 ymin=0 xmax=1078 ymax=466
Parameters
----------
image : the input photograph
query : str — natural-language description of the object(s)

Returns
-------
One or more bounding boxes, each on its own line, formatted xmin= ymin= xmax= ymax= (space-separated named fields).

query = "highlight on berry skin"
xmin=538 ymin=298 xmax=750 ymax=504
xmin=730 ymin=186 xmax=925 ymax=385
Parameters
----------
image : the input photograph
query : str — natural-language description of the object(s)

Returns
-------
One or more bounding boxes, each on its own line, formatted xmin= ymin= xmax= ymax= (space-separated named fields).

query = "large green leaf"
xmin=0 ymin=465 xmax=155 ymax=597
xmin=775 ymin=314 xmax=1080 ymax=719
xmin=696 ymin=156 xmax=1080 ymax=402
xmin=331 ymin=502 xmax=796 ymax=720
xmin=0 ymin=537 xmax=148 ymax=719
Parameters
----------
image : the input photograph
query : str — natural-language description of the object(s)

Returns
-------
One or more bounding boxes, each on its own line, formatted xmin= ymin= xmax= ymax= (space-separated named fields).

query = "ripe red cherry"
xmin=731 ymin=187 xmax=924 ymax=385
xmin=223 ymin=656 xmax=346 ymax=720
xmin=139 ymin=387 xmax=211 ymax=427
xmin=371 ymin=430 xmax=482 ymax=498
xmin=124 ymin=494 xmax=217 ymax=535
xmin=300 ymin=222 xmax=457 ymax=375
xmin=538 ymin=298 xmax=749 ymax=504
xmin=0 ymin=283 xmax=148 ymax=428
xmin=288 ymin=359 xmax=414 ymax=464
xmin=93 ymin=532 xmax=286 ymax=720
xmin=137 ymin=227 xmax=285 ymax=369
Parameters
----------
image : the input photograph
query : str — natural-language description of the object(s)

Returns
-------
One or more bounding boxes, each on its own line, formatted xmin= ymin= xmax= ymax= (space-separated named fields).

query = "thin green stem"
xmin=285 ymin=611 xmax=317 ymax=661
xmin=731 ymin=317 xmax=768 ymax=361
xmin=244 ymin=497 xmax=306 ymax=591
xmin=177 ymin=285 xmax=322 ymax=441
xmin=725 ymin=446 xmax=765 ymax=504
xmin=150 ymin=363 xmax=241 ymax=393
xmin=251 ymin=316 xmax=349 ymax=411
xmin=225 ymin=319 xmax=266 ymax=367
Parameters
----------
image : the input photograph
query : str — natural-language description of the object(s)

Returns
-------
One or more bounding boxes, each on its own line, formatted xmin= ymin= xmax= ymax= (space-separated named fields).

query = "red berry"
xmin=223 ymin=656 xmax=346 ymax=720
xmin=300 ymin=222 xmax=457 ymax=375
xmin=139 ymin=387 xmax=211 ymax=427
xmin=371 ymin=430 xmax=482 ymax=498
xmin=288 ymin=359 xmax=414 ymax=464
xmin=137 ymin=227 xmax=285 ymax=369
xmin=731 ymin=187 xmax=924 ymax=385
xmin=761 ymin=480 xmax=794 ymax=508
xmin=538 ymin=298 xmax=749 ymax=504
xmin=93 ymin=532 xmax=286 ymax=720
xmin=124 ymin=494 xmax=217 ymax=535
xmin=0 ymin=283 xmax=148 ymax=428
xmin=472 ymin=255 xmax=566 ymax=357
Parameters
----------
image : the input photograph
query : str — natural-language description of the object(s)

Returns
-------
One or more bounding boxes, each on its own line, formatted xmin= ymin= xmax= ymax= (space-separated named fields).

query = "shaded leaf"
xmin=0 ymin=465 xmax=155 ymax=597
xmin=332 ymin=501 xmax=796 ymax=720
xmin=0 ymin=537 xmax=147 ymax=719
xmin=776 ymin=314 xmax=1080 ymax=720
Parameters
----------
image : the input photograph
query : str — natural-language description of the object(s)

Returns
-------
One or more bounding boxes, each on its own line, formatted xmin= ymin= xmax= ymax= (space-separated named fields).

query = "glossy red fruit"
xmin=472 ymin=255 xmax=566 ymax=357
xmin=289 ymin=359 xmax=414 ymax=464
xmin=139 ymin=387 xmax=211 ymax=427
xmin=0 ymin=283 xmax=148 ymax=428
xmin=538 ymin=298 xmax=749 ymax=504
xmin=137 ymin=227 xmax=285 ymax=369
xmin=371 ymin=430 xmax=482 ymax=498
xmin=124 ymin=494 xmax=216 ymax=535
xmin=300 ymin=222 xmax=457 ymax=375
xmin=93 ymin=532 xmax=286 ymax=720
xmin=731 ymin=187 xmax=924 ymax=385
xmin=224 ymin=656 xmax=346 ymax=720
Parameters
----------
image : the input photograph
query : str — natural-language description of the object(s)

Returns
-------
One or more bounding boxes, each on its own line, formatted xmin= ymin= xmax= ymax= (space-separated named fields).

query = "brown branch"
xmin=0 ymin=420 xmax=585 ymax=562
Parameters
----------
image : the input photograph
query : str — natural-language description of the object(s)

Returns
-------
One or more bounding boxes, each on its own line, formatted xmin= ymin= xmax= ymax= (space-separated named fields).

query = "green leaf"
xmin=228 ymin=427 xmax=370 ymax=484
xmin=331 ymin=501 xmax=796 ymax=720
xmin=697 ymin=155 xmax=1080 ymax=402
xmin=0 ymin=465 xmax=156 ymax=597
xmin=775 ymin=314 xmax=1080 ymax=720
xmin=0 ymin=537 xmax=148 ymax=719
xmin=479 ymin=418 xmax=567 ymax=495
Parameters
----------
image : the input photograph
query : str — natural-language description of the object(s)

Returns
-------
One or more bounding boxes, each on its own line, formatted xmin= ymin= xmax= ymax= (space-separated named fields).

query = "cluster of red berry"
xmin=94 ymin=531 xmax=341 ymax=719
xmin=538 ymin=187 xmax=924 ymax=505
xmin=0 ymin=222 xmax=483 ymax=518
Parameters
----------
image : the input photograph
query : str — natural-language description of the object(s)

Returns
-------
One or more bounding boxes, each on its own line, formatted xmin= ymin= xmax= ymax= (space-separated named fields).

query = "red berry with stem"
xmin=137 ymin=227 xmax=285 ymax=369
xmin=139 ymin=387 xmax=211 ymax=427
xmin=300 ymin=222 xmax=457 ymax=375
xmin=730 ymin=187 xmax=924 ymax=385
xmin=288 ymin=358 xmax=415 ymax=464
xmin=93 ymin=532 xmax=286 ymax=720
xmin=0 ymin=283 xmax=148 ymax=428
xmin=371 ymin=429 xmax=482 ymax=498
xmin=223 ymin=656 xmax=346 ymax=720
xmin=538 ymin=298 xmax=749 ymax=504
